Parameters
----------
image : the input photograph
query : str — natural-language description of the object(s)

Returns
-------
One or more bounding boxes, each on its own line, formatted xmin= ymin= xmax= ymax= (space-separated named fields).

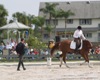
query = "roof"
xmin=0 ymin=21 xmax=30 ymax=30
xmin=39 ymin=1 xmax=100 ymax=19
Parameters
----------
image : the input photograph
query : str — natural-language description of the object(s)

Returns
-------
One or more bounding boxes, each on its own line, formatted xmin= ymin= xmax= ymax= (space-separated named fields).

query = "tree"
xmin=12 ymin=12 xmax=34 ymax=26
xmin=40 ymin=2 xmax=59 ymax=39
xmin=32 ymin=16 xmax=45 ymax=38
xmin=40 ymin=2 xmax=58 ymax=25
xmin=26 ymin=29 xmax=47 ymax=50
xmin=44 ymin=24 xmax=54 ymax=39
xmin=0 ymin=4 xmax=8 ymax=27
xmin=27 ymin=14 xmax=34 ymax=27
xmin=59 ymin=9 xmax=75 ymax=38
xmin=9 ymin=20 xmax=14 ymax=23
xmin=26 ymin=36 xmax=47 ymax=49
xmin=0 ymin=4 xmax=8 ymax=39
xmin=51 ymin=9 xmax=61 ymax=36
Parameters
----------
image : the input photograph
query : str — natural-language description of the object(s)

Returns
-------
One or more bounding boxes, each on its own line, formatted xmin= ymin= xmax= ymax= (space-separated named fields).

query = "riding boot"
xmin=75 ymin=43 xmax=79 ymax=54
xmin=74 ymin=38 xmax=79 ymax=54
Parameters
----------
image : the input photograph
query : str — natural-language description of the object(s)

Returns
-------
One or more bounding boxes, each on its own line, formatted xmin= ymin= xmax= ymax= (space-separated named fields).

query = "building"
xmin=39 ymin=1 xmax=100 ymax=42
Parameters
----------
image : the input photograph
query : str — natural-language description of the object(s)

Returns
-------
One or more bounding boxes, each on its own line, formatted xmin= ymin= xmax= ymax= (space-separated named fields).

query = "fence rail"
xmin=0 ymin=53 xmax=100 ymax=61
xmin=66 ymin=54 xmax=100 ymax=60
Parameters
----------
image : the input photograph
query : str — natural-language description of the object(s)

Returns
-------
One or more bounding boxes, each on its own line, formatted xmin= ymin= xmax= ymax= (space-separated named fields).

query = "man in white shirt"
xmin=73 ymin=26 xmax=86 ymax=51
xmin=6 ymin=42 xmax=12 ymax=49
xmin=10 ymin=39 xmax=15 ymax=49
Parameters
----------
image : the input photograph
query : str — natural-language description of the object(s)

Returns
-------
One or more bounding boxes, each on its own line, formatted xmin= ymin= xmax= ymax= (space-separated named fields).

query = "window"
xmin=84 ymin=33 xmax=92 ymax=38
xmin=51 ymin=19 xmax=58 ymax=25
xmin=67 ymin=19 xmax=73 ymax=24
xmin=45 ymin=20 xmax=50 ymax=25
xmin=98 ymin=33 xmax=100 ymax=37
xmin=62 ymin=35 xmax=65 ymax=38
xmin=45 ymin=19 xmax=58 ymax=25
xmin=98 ymin=33 xmax=100 ymax=41
xmin=79 ymin=19 xmax=92 ymax=25
xmin=43 ymin=34 xmax=49 ymax=39
xmin=98 ymin=24 xmax=100 ymax=30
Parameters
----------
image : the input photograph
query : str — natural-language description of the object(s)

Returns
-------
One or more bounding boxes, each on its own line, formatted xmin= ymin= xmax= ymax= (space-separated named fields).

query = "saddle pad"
xmin=70 ymin=40 xmax=82 ymax=50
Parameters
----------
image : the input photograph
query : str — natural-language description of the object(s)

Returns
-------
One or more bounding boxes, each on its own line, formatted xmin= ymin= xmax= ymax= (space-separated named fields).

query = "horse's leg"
xmin=62 ymin=54 xmax=70 ymax=68
xmin=84 ymin=53 xmax=92 ymax=68
xmin=80 ymin=53 xmax=92 ymax=68
xmin=59 ymin=54 xmax=63 ymax=67
xmin=80 ymin=53 xmax=86 ymax=65
xmin=80 ymin=52 xmax=87 ymax=65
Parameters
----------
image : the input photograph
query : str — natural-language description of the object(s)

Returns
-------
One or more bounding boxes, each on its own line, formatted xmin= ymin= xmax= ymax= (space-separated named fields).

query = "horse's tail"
xmin=51 ymin=42 xmax=60 ymax=57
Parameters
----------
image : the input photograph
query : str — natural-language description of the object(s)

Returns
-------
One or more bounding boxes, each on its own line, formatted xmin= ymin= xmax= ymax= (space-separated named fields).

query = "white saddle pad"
xmin=70 ymin=40 xmax=82 ymax=50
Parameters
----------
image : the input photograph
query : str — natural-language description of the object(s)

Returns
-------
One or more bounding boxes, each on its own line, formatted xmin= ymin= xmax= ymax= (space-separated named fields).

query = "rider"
xmin=73 ymin=26 xmax=86 ymax=51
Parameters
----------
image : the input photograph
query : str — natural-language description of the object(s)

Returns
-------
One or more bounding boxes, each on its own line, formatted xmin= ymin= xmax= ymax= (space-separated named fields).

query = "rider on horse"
xmin=73 ymin=26 xmax=86 ymax=52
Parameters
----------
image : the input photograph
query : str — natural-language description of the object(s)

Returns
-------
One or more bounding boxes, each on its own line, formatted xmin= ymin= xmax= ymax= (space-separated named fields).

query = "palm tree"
xmin=27 ymin=14 xmax=34 ymax=27
xmin=0 ymin=4 xmax=8 ymax=27
xmin=32 ymin=16 xmax=45 ymax=40
xmin=44 ymin=24 xmax=54 ymax=40
xmin=51 ymin=9 xmax=61 ymax=36
xmin=13 ymin=12 xmax=23 ymax=23
xmin=40 ymin=2 xmax=59 ymax=39
xmin=40 ymin=2 xmax=59 ymax=25
xmin=12 ymin=12 xmax=34 ymax=26
xmin=59 ymin=9 xmax=75 ymax=38
xmin=0 ymin=4 xmax=8 ymax=39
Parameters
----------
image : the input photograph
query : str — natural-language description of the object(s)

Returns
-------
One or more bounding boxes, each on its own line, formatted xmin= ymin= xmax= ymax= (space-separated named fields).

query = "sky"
xmin=0 ymin=0 xmax=98 ymax=20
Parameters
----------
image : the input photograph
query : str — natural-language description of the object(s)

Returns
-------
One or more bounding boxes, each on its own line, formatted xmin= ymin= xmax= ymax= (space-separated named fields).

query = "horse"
xmin=50 ymin=39 xmax=93 ymax=68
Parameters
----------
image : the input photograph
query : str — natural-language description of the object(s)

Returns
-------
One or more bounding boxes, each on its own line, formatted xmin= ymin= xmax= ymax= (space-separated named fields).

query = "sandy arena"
xmin=0 ymin=61 xmax=100 ymax=80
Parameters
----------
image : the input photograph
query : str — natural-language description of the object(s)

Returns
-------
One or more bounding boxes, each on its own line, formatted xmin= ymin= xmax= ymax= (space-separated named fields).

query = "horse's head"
xmin=83 ymin=40 xmax=93 ymax=50
xmin=50 ymin=42 xmax=60 ymax=57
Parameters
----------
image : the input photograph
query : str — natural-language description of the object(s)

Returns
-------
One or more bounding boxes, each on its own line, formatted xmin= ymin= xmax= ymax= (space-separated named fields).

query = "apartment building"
xmin=39 ymin=1 xmax=100 ymax=42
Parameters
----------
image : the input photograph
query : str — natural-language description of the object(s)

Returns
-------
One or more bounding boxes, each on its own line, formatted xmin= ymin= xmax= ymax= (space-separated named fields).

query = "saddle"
xmin=70 ymin=39 xmax=83 ymax=50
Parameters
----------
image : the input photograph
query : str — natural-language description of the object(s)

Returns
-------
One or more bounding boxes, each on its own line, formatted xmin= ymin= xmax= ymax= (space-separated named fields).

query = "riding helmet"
xmin=77 ymin=26 xmax=82 ymax=30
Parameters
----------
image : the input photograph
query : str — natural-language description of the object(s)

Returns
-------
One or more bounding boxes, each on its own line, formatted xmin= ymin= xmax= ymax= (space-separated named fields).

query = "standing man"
xmin=16 ymin=38 xmax=26 ymax=71
xmin=73 ymin=26 xmax=86 ymax=51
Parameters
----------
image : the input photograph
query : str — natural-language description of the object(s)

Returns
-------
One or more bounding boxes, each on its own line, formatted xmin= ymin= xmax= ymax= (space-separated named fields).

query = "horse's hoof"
xmin=59 ymin=65 xmax=61 ymax=67
xmin=80 ymin=63 xmax=83 ymax=66
xmin=89 ymin=66 xmax=92 ymax=68
xmin=66 ymin=66 xmax=70 ymax=68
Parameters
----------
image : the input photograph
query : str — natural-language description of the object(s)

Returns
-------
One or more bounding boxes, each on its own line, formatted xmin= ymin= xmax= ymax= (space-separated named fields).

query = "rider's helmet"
xmin=77 ymin=26 xmax=82 ymax=30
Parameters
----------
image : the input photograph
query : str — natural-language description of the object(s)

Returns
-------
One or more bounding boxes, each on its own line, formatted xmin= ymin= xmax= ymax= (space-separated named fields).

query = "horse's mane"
xmin=83 ymin=40 xmax=93 ymax=49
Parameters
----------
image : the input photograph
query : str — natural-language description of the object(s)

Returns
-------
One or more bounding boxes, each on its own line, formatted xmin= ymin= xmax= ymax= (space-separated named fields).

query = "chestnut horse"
xmin=51 ymin=39 xmax=93 ymax=68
